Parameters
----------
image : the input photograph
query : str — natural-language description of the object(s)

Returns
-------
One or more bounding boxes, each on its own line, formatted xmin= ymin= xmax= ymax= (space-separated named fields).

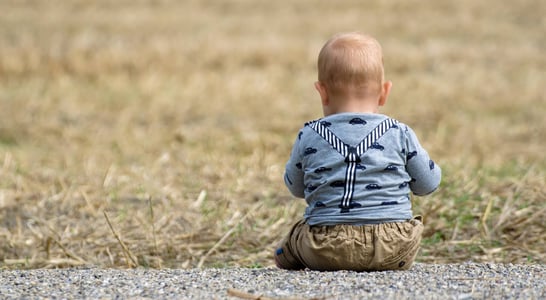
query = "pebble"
xmin=0 ymin=263 xmax=544 ymax=299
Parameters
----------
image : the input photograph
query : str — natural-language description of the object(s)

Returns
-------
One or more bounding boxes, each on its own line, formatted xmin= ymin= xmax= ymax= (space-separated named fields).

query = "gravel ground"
xmin=1 ymin=263 xmax=544 ymax=299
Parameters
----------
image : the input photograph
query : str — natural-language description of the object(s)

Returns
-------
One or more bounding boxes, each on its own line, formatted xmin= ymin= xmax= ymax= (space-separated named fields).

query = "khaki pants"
xmin=274 ymin=217 xmax=423 ymax=271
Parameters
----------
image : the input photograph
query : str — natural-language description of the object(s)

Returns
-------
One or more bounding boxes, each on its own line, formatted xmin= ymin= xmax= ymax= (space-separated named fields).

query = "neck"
xmin=323 ymin=97 xmax=380 ymax=116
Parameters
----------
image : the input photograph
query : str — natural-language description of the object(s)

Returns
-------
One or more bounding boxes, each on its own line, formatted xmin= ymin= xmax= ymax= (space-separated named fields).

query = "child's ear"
xmin=314 ymin=81 xmax=329 ymax=106
xmin=378 ymin=81 xmax=392 ymax=107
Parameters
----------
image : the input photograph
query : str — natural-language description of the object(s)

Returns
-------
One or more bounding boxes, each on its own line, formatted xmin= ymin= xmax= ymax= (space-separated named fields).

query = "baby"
xmin=275 ymin=32 xmax=441 ymax=271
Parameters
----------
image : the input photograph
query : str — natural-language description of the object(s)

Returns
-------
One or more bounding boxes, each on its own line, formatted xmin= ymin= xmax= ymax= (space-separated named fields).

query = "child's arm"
xmin=404 ymin=126 xmax=442 ymax=196
xmin=284 ymin=131 xmax=306 ymax=198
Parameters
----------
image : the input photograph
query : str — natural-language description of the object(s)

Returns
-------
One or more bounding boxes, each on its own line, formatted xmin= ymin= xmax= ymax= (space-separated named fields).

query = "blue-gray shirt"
xmin=284 ymin=113 xmax=441 ymax=226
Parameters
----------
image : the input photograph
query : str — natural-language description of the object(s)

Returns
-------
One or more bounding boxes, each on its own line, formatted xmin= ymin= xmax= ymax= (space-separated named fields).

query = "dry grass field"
xmin=0 ymin=0 xmax=544 ymax=269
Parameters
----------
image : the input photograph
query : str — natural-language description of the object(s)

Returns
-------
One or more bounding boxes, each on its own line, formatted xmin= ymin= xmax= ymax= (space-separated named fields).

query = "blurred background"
xmin=0 ymin=0 xmax=544 ymax=268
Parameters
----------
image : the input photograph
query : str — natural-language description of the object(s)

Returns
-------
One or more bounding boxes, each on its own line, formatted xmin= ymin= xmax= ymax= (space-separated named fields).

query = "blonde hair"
xmin=317 ymin=32 xmax=385 ymax=95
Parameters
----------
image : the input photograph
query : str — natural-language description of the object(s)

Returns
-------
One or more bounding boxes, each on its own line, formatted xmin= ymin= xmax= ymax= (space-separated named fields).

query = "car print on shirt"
xmin=307 ymin=184 xmax=319 ymax=192
xmin=370 ymin=142 xmax=384 ymax=151
xmin=320 ymin=121 xmax=332 ymax=127
xmin=407 ymin=151 xmax=417 ymax=160
xmin=314 ymin=201 xmax=326 ymax=207
xmin=314 ymin=167 xmax=332 ymax=174
xmin=355 ymin=164 xmax=366 ymax=170
xmin=384 ymin=164 xmax=398 ymax=171
xmin=304 ymin=147 xmax=318 ymax=156
xmin=349 ymin=118 xmax=367 ymax=125
xmin=366 ymin=184 xmax=382 ymax=190
xmin=307 ymin=180 xmax=327 ymax=192
xmin=330 ymin=180 xmax=345 ymax=188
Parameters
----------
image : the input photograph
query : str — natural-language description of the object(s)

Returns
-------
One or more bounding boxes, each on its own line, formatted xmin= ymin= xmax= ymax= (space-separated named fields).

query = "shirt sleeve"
xmin=404 ymin=126 xmax=442 ymax=196
xmin=284 ymin=130 xmax=306 ymax=198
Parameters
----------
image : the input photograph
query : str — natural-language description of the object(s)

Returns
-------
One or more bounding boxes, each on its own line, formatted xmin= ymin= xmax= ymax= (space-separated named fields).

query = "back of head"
xmin=318 ymin=32 xmax=385 ymax=96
